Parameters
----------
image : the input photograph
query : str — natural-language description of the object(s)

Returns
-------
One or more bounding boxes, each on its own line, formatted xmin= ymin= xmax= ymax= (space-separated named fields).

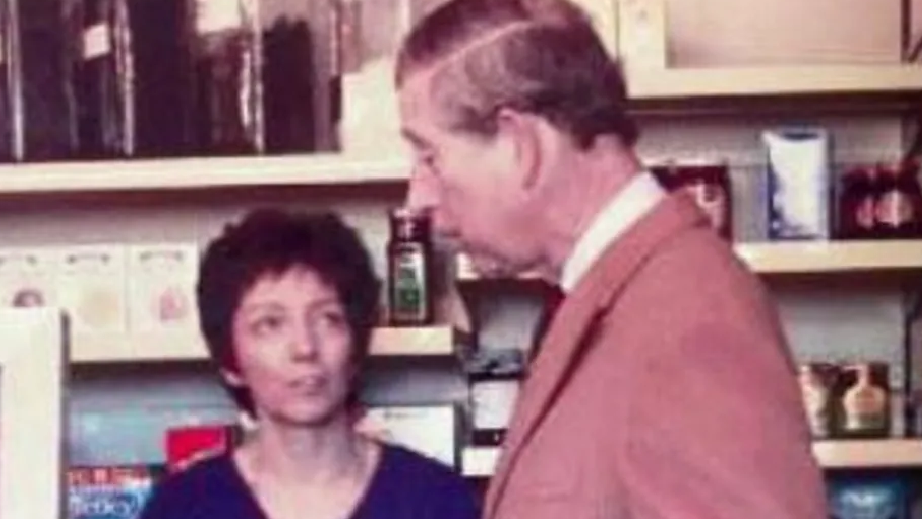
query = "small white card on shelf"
xmin=127 ymin=243 xmax=200 ymax=333
xmin=0 ymin=247 xmax=57 ymax=309
xmin=56 ymin=244 xmax=128 ymax=334
xmin=355 ymin=405 xmax=457 ymax=468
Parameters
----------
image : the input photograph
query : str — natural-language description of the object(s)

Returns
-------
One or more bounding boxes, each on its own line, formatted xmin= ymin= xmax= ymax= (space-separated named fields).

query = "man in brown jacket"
xmin=396 ymin=1 xmax=828 ymax=518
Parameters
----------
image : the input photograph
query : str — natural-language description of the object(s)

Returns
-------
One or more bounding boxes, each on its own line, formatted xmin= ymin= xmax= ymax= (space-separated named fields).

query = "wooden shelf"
xmin=812 ymin=439 xmax=922 ymax=469
xmin=461 ymin=440 xmax=922 ymax=476
xmin=626 ymin=64 xmax=922 ymax=101
xmin=456 ymin=241 xmax=922 ymax=282
xmin=71 ymin=325 xmax=460 ymax=364
xmin=0 ymin=153 xmax=408 ymax=195
xmin=737 ymin=240 xmax=922 ymax=274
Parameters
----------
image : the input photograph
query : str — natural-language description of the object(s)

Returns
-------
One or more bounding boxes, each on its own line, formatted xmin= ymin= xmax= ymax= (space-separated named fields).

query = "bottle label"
xmin=876 ymin=189 xmax=915 ymax=229
xmin=195 ymin=0 xmax=243 ymax=35
xmin=83 ymin=24 xmax=112 ymax=60
xmin=390 ymin=250 xmax=427 ymax=322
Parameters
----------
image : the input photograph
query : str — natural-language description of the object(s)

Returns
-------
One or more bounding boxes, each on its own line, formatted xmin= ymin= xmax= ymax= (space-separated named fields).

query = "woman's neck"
xmin=243 ymin=414 xmax=369 ymax=486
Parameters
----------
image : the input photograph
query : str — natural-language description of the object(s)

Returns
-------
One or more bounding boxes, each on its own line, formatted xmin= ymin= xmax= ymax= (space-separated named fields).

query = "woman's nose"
xmin=289 ymin=322 xmax=320 ymax=360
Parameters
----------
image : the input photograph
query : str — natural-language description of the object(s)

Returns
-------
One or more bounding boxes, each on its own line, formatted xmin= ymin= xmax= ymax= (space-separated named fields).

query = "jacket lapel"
xmin=485 ymin=196 xmax=707 ymax=517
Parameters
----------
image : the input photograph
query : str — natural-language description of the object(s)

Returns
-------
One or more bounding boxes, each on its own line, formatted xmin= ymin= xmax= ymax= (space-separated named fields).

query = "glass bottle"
xmin=128 ymin=0 xmax=195 ymax=157
xmin=0 ymin=0 xmax=17 ymax=161
xmin=191 ymin=0 xmax=262 ymax=155
xmin=836 ymin=362 xmax=890 ymax=438
xmin=874 ymin=161 xmax=922 ymax=239
xmin=74 ymin=0 xmax=135 ymax=158
xmin=260 ymin=0 xmax=319 ymax=153
xmin=650 ymin=160 xmax=733 ymax=240
xmin=386 ymin=207 xmax=433 ymax=326
xmin=836 ymin=166 xmax=878 ymax=240
xmin=20 ymin=0 xmax=77 ymax=160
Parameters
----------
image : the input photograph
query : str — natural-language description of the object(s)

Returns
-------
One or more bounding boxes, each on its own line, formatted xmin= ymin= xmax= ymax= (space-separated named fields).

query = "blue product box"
xmin=763 ymin=127 xmax=832 ymax=240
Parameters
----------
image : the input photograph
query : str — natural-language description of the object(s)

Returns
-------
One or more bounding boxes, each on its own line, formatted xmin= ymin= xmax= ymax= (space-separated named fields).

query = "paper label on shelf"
xmin=127 ymin=243 xmax=199 ymax=332
xmin=196 ymin=0 xmax=244 ymax=34
xmin=83 ymin=24 xmax=112 ymax=60
xmin=0 ymin=247 xmax=57 ymax=309
xmin=56 ymin=245 xmax=128 ymax=334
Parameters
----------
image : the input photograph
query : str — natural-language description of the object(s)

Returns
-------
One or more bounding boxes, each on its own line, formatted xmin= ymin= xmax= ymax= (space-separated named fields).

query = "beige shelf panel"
xmin=736 ymin=240 xmax=922 ymax=274
xmin=626 ymin=65 xmax=922 ymax=101
xmin=812 ymin=439 xmax=922 ymax=469
xmin=462 ymin=440 xmax=922 ymax=476
xmin=72 ymin=325 xmax=460 ymax=363
xmin=457 ymin=241 xmax=922 ymax=281
xmin=0 ymin=153 xmax=408 ymax=194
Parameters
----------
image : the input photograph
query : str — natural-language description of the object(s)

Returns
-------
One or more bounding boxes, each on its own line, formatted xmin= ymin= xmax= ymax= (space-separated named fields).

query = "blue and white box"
xmin=763 ymin=127 xmax=832 ymax=240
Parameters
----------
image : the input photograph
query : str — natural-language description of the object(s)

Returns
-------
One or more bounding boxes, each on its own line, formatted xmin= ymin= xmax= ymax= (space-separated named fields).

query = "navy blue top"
xmin=139 ymin=444 xmax=480 ymax=519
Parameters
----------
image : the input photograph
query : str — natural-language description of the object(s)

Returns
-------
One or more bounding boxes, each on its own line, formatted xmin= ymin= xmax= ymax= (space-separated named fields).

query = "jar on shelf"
xmin=833 ymin=362 xmax=891 ymax=439
xmin=386 ymin=207 xmax=433 ymax=326
xmin=651 ymin=160 xmax=733 ymax=240
xmin=836 ymin=166 xmax=878 ymax=240
xmin=797 ymin=363 xmax=837 ymax=439
xmin=873 ymin=160 xmax=922 ymax=239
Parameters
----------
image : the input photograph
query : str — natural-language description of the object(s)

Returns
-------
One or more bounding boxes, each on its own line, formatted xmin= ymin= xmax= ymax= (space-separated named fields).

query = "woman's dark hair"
xmin=197 ymin=208 xmax=381 ymax=416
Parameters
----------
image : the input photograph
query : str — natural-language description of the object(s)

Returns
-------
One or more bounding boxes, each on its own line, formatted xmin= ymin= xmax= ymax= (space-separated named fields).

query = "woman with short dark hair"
xmin=140 ymin=208 xmax=478 ymax=519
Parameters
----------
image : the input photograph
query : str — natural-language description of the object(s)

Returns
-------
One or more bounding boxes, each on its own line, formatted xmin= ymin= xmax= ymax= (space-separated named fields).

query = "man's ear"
xmin=496 ymin=108 xmax=542 ymax=190
xmin=221 ymin=368 xmax=245 ymax=388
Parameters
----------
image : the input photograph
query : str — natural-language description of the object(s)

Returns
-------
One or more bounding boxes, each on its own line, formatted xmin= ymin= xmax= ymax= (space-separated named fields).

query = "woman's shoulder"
xmin=139 ymin=454 xmax=243 ymax=519
xmin=362 ymin=444 xmax=480 ymax=519
xmin=380 ymin=444 xmax=457 ymax=477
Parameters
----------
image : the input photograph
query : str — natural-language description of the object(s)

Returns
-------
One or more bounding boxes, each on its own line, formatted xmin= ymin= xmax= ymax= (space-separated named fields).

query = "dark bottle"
xmin=836 ymin=166 xmax=878 ymax=240
xmin=19 ymin=0 xmax=78 ymax=160
xmin=387 ymin=207 xmax=433 ymax=326
xmin=651 ymin=161 xmax=733 ymax=240
xmin=874 ymin=161 xmax=922 ymax=239
xmin=74 ymin=0 xmax=135 ymax=158
xmin=191 ymin=0 xmax=262 ymax=155
xmin=261 ymin=1 xmax=317 ymax=153
xmin=128 ymin=0 xmax=194 ymax=157
xmin=0 ymin=0 xmax=20 ymax=161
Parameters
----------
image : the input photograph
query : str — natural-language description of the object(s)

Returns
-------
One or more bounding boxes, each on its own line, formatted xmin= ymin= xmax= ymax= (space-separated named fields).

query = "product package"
xmin=68 ymin=465 xmax=162 ymax=519
xmin=828 ymin=473 xmax=907 ymax=519
xmin=763 ymin=127 xmax=832 ymax=240
xmin=164 ymin=423 xmax=243 ymax=472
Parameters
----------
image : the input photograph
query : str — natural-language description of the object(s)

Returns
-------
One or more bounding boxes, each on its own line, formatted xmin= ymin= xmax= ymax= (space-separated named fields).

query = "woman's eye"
xmin=318 ymin=310 xmax=346 ymax=329
xmin=251 ymin=314 xmax=285 ymax=336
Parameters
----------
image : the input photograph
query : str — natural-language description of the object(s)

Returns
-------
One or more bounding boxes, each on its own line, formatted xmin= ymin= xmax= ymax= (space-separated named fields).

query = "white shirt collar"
xmin=560 ymin=171 xmax=665 ymax=292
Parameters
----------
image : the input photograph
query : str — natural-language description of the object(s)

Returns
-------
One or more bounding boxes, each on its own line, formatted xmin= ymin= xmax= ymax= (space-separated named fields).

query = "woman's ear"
xmin=496 ymin=108 xmax=542 ymax=190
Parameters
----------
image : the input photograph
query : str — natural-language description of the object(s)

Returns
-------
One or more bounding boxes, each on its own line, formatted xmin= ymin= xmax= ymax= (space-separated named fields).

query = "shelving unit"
xmin=456 ymin=240 xmax=922 ymax=282
xmin=626 ymin=65 xmax=922 ymax=101
xmin=461 ymin=440 xmax=922 ymax=477
xmin=0 ymin=153 xmax=408 ymax=195
xmin=71 ymin=325 xmax=462 ymax=364
xmin=813 ymin=439 xmax=922 ymax=469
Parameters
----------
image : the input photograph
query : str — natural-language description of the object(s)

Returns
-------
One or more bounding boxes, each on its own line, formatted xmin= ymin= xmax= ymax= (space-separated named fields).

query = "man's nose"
xmin=404 ymin=164 xmax=439 ymax=213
